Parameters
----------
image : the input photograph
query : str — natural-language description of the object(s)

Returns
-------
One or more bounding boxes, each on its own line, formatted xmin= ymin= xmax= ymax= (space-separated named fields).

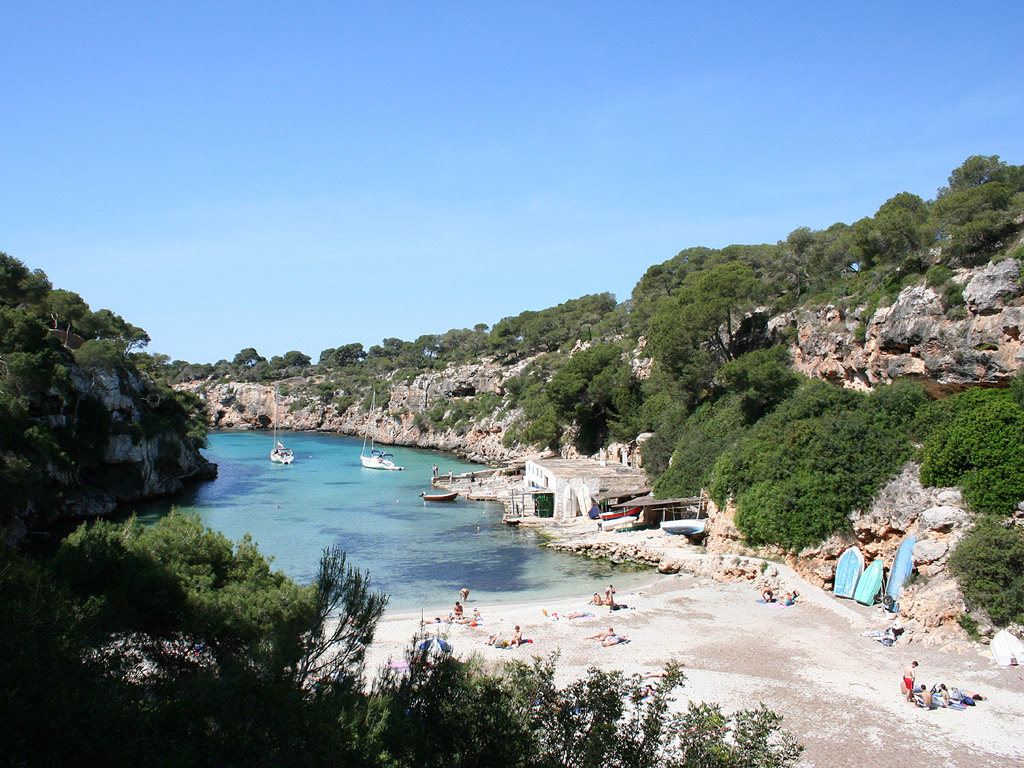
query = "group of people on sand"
xmin=590 ymin=583 xmax=622 ymax=609
xmin=435 ymin=584 xmax=637 ymax=652
xmin=901 ymin=661 xmax=987 ymax=709
xmin=760 ymin=587 xmax=798 ymax=606
xmin=487 ymin=625 xmax=525 ymax=649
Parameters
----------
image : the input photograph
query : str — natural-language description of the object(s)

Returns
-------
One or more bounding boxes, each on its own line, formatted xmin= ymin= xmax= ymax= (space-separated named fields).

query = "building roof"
xmin=592 ymin=487 xmax=652 ymax=502
xmin=527 ymin=458 xmax=647 ymax=483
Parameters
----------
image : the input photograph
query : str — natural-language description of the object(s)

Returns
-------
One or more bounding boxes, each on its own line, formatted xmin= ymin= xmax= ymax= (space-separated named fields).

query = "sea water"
xmin=122 ymin=430 xmax=652 ymax=612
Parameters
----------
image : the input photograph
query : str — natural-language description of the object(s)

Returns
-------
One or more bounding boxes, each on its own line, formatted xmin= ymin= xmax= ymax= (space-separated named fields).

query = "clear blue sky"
xmin=3 ymin=2 xmax=1022 ymax=364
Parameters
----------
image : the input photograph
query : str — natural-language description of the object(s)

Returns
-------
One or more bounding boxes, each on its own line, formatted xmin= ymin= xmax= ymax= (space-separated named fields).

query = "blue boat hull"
xmin=884 ymin=536 xmax=917 ymax=612
xmin=834 ymin=546 xmax=864 ymax=599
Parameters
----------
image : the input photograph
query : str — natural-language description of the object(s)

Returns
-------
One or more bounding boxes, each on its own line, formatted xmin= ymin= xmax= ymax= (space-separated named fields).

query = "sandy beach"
xmin=364 ymin=563 xmax=1024 ymax=768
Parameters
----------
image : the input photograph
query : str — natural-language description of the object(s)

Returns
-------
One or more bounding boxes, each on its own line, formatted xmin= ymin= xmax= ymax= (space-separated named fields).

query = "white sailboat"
xmin=360 ymin=390 xmax=403 ymax=470
xmin=270 ymin=384 xmax=294 ymax=465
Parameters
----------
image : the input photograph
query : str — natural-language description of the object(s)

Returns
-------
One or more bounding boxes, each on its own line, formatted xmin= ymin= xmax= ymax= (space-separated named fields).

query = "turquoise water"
xmin=123 ymin=431 xmax=651 ymax=612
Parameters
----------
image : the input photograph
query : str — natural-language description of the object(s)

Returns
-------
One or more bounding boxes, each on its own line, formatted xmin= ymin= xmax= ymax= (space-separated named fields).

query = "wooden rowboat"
xmin=421 ymin=492 xmax=458 ymax=502
xmin=600 ymin=506 xmax=640 ymax=522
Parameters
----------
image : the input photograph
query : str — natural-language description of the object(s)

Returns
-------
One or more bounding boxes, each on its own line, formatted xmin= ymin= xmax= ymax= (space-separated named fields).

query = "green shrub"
xmin=949 ymin=517 xmax=1024 ymax=627
xmin=712 ymin=380 xmax=914 ymax=550
xmin=920 ymin=388 xmax=1024 ymax=514
xmin=653 ymin=394 xmax=747 ymax=499
xmin=926 ymin=264 xmax=954 ymax=287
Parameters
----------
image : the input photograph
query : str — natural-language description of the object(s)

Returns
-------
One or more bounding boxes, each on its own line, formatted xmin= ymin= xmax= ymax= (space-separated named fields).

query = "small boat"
xmin=421 ymin=491 xmax=458 ymax=502
xmin=833 ymin=545 xmax=865 ymax=599
xmin=360 ymin=390 xmax=404 ymax=470
xmin=361 ymin=448 xmax=403 ymax=471
xmin=883 ymin=535 xmax=917 ymax=613
xmin=853 ymin=560 xmax=884 ymax=606
xmin=660 ymin=518 xmax=706 ymax=536
xmin=600 ymin=506 xmax=640 ymax=522
xmin=655 ymin=491 xmax=710 ymax=538
xmin=270 ymin=385 xmax=294 ymax=465
xmin=602 ymin=515 xmax=640 ymax=531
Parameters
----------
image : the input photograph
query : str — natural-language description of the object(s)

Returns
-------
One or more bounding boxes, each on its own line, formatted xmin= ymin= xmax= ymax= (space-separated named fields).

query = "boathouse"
xmin=523 ymin=458 xmax=648 ymax=519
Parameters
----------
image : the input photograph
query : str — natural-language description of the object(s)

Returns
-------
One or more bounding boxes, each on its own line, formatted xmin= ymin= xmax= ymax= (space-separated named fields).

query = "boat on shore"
xmin=421 ymin=491 xmax=458 ymax=502
xmin=600 ymin=506 xmax=640 ymax=522
xmin=660 ymin=518 xmax=706 ymax=536
xmin=833 ymin=545 xmax=865 ymax=599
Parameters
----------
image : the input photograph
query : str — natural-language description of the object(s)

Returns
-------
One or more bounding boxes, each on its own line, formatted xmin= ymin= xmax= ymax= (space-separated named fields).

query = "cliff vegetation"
xmin=0 ymin=253 xmax=215 ymax=541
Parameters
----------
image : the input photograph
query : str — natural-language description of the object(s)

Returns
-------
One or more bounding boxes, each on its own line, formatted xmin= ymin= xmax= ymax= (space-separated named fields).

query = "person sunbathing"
xmin=511 ymin=625 xmax=524 ymax=647
xmin=453 ymin=601 xmax=465 ymax=620
xmin=761 ymin=588 xmax=775 ymax=603
xmin=601 ymin=634 xmax=629 ymax=646
xmin=586 ymin=628 xmax=616 ymax=641
xmin=589 ymin=593 xmax=604 ymax=606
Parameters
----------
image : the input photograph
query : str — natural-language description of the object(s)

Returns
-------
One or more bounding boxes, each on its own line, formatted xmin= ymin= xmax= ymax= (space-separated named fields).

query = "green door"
xmin=535 ymin=493 xmax=554 ymax=518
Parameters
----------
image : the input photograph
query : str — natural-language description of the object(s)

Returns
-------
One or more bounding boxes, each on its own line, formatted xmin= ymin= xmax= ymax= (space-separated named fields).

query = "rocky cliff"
xmin=182 ymin=359 xmax=529 ymax=464
xmin=782 ymin=258 xmax=1024 ymax=394
xmin=4 ymin=366 xmax=216 ymax=544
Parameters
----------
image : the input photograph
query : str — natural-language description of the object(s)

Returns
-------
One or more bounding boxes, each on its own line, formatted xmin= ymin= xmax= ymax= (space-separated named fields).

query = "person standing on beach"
xmin=903 ymin=661 xmax=918 ymax=702
xmin=460 ymin=588 xmax=469 ymax=603
xmin=605 ymin=584 xmax=615 ymax=606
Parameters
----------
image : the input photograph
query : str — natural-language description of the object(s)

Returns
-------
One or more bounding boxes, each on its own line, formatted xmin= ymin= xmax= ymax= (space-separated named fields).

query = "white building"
xmin=523 ymin=458 xmax=648 ymax=519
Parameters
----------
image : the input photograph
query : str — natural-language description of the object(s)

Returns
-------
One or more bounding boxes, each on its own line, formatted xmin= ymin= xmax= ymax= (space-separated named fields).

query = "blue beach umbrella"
xmin=417 ymin=637 xmax=452 ymax=653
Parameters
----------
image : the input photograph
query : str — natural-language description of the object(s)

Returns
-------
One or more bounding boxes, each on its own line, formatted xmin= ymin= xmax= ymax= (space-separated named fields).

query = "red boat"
xmin=421 ymin=492 xmax=458 ymax=502
xmin=599 ymin=506 xmax=640 ymax=521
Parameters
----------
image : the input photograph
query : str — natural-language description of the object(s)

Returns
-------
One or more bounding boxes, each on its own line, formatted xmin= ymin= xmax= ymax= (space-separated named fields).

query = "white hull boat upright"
xmin=270 ymin=385 xmax=294 ymax=465
xmin=360 ymin=390 xmax=403 ymax=470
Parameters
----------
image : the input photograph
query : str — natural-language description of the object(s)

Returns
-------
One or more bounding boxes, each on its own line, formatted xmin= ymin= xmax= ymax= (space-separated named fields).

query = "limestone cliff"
xmin=782 ymin=258 xmax=1024 ymax=394
xmin=4 ymin=366 xmax=216 ymax=544
xmin=181 ymin=359 xmax=529 ymax=464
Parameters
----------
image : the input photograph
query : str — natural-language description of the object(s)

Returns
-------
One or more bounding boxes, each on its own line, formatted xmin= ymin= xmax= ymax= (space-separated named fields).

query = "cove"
xmin=122 ymin=430 xmax=652 ymax=612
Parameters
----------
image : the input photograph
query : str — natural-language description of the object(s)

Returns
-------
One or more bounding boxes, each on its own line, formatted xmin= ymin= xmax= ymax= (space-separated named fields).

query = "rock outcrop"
xmin=785 ymin=258 xmax=1023 ymax=395
xmin=4 ymin=367 xmax=216 ymax=544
